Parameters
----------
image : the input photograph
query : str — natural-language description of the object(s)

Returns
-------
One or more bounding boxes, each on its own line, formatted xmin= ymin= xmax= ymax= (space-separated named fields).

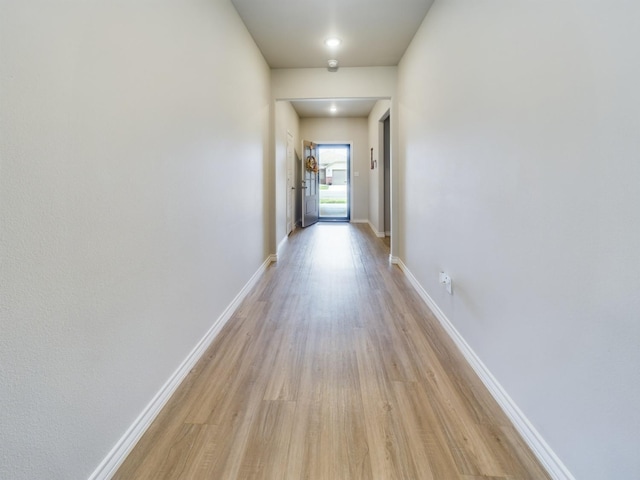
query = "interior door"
xmin=301 ymin=140 xmax=319 ymax=227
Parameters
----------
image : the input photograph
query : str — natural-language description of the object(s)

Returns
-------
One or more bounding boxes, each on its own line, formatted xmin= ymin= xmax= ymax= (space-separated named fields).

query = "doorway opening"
xmin=383 ymin=114 xmax=391 ymax=239
xmin=318 ymin=144 xmax=350 ymax=221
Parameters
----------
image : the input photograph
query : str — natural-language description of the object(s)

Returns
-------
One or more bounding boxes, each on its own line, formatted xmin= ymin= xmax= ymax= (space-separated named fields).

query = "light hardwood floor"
xmin=114 ymin=223 xmax=550 ymax=480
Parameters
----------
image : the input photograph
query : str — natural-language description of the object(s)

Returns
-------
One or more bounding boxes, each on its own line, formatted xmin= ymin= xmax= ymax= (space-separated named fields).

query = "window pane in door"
xmin=318 ymin=145 xmax=349 ymax=220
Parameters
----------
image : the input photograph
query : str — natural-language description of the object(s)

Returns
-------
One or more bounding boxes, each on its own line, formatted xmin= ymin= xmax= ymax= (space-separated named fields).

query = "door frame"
xmin=317 ymin=143 xmax=351 ymax=222
xmin=286 ymin=131 xmax=295 ymax=235
xmin=379 ymin=110 xmax=390 ymax=237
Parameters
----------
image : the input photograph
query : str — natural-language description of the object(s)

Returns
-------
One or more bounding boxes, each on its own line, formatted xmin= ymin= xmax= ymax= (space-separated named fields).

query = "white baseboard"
xmin=88 ymin=255 xmax=276 ymax=480
xmin=276 ymin=235 xmax=290 ymax=261
xmin=366 ymin=221 xmax=385 ymax=238
xmin=396 ymin=258 xmax=575 ymax=480
xmin=389 ymin=255 xmax=400 ymax=265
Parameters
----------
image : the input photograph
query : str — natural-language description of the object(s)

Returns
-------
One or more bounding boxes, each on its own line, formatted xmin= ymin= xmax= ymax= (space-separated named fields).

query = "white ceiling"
xmin=289 ymin=98 xmax=380 ymax=118
xmin=231 ymin=0 xmax=433 ymax=117
xmin=230 ymin=0 xmax=433 ymax=69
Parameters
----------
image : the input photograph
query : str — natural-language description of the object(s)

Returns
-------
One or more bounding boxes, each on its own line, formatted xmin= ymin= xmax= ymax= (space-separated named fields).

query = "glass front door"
xmin=318 ymin=144 xmax=350 ymax=221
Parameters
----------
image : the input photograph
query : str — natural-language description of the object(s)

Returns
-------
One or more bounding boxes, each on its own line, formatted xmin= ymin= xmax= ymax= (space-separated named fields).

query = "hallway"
xmin=114 ymin=224 xmax=549 ymax=479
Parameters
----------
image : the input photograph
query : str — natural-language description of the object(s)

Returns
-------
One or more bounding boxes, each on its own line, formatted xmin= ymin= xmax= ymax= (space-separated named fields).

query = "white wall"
xmin=272 ymin=67 xmax=396 ymax=101
xmin=274 ymin=101 xmax=300 ymax=248
xmin=300 ymin=118 xmax=369 ymax=222
xmin=398 ymin=1 xmax=640 ymax=478
xmin=368 ymin=100 xmax=391 ymax=235
xmin=0 ymin=0 xmax=271 ymax=478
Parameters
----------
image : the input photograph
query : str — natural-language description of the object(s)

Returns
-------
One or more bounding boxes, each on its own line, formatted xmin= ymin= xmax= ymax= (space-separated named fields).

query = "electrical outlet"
xmin=439 ymin=272 xmax=452 ymax=294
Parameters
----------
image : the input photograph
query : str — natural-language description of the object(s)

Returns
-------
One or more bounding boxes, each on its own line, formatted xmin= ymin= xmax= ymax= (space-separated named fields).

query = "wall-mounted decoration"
xmin=306 ymin=155 xmax=318 ymax=173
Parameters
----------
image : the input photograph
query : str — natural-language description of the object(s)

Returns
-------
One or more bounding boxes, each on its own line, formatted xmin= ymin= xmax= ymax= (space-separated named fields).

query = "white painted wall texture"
xmin=300 ymin=118 xmax=370 ymax=222
xmin=0 ymin=0 xmax=270 ymax=478
xmin=272 ymin=66 xmax=397 ymax=102
xmin=397 ymin=1 xmax=640 ymax=478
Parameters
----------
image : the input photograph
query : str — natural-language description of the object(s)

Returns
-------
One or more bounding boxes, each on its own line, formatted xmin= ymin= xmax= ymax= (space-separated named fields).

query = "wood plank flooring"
xmin=114 ymin=223 xmax=550 ymax=480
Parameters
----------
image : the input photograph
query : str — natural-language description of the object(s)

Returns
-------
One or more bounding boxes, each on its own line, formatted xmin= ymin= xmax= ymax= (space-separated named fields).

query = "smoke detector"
xmin=327 ymin=59 xmax=338 ymax=71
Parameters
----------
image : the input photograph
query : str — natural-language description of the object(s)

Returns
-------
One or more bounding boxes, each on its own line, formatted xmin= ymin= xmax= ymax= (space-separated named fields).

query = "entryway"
xmin=318 ymin=144 xmax=350 ymax=222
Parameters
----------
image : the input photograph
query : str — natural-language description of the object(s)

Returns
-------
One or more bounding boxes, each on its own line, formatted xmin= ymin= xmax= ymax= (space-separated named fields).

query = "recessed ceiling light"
xmin=325 ymin=38 xmax=341 ymax=48
xmin=330 ymin=106 xmax=337 ymax=113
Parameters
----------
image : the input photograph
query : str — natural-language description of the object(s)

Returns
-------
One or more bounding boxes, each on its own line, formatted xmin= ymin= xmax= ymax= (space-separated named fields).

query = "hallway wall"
xmin=0 ymin=0 xmax=271 ymax=478
xmin=272 ymin=66 xmax=397 ymax=101
xmin=397 ymin=1 xmax=640 ymax=478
